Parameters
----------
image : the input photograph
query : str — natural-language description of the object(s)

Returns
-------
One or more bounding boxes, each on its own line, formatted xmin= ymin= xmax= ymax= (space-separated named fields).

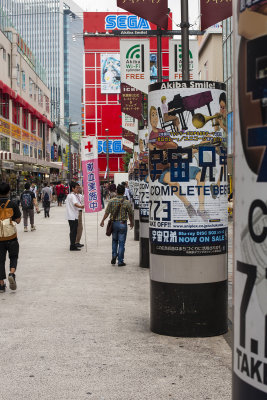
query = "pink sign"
xmin=81 ymin=137 xmax=102 ymax=213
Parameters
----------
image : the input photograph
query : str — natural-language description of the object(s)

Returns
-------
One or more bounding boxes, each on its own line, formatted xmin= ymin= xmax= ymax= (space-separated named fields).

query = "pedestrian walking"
xmin=55 ymin=181 xmax=65 ymax=206
xmin=100 ymin=184 xmax=134 ymax=266
xmin=122 ymin=182 xmax=130 ymax=200
xmin=41 ymin=182 xmax=52 ymax=218
xmin=0 ymin=182 xmax=21 ymax=293
xmin=65 ymin=182 xmax=84 ymax=251
xmin=75 ymin=185 xmax=84 ymax=248
xmin=21 ymin=182 xmax=39 ymax=232
xmin=109 ymin=182 xmax=117 ymax=199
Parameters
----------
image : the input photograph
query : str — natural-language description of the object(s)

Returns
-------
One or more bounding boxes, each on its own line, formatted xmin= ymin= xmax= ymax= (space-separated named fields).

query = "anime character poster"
xmin=233 ymin=2 xmax=267 ymax=398
xmin=133 ymin=144 xmax=140 ymax=210
xmin=138 ymin=129 xmax=149 ymax=222
xmin=101 ymin=54 xmax=120 ymax=94
xmin=148 ymin=81 xmax=228 ymax=256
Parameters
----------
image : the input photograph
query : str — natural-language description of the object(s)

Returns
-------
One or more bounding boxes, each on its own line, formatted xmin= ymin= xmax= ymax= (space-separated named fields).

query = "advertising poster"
xmin=101 ymin=54 xmax=120 ymax=94
xmin=128 ymin=158 xmax=134 ymax=199
xmin=169 ymin=40 xmax=199 ymax=81
xmin=133 ymin=144 xmax=140 ymax=210
xmin=121 ymin=83 xmax=143 ymax=120
xmin=122 ymin=112 xmax=138 ymax=135
xmin=122 ymin=137 xmax=134 ymax=153
xmin=120 ymin=39 xmax=150 ymax=94
xmin=0 ymin=118 xmax=10 ymax=136
xmin=148 ymin=81 xmax=228 ymax=256
xmin=138 ymin=129 xmax=149 ymax=223
xmin=81 ymin=137 xmax=102 ymax=213
xmin=233 ymin=2 xmax=267 ymax=398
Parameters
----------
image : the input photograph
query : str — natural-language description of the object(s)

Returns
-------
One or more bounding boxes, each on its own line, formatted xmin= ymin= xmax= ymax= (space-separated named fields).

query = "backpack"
xmin=21 ymin=192 xmax=33 ymax=210
xmin=60 ymin=185 xmax=65 ymax=195
xmin=44 ymin=192 xmax=49 ymax=202
xmin=0 ymin=201 xmax=17 ymax=241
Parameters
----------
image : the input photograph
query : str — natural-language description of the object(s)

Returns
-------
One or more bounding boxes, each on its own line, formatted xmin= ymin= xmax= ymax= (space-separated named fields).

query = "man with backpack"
xmin=20 ymin=182 xmax=39 ymax=232
xmin=41 ymin=182 xmax=52 ymax=218
xmin=0 ymin=182 xmax=21 ymax=293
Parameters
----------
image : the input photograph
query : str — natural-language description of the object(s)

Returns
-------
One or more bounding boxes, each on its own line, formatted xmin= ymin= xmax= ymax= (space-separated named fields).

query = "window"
xmin=0 ymin=136 xmax=10 ymax=151
xmin=38 ymin=88 xmax=43 ymax=106
xmin=12 ymin=140 xmax=20 ymax=155
xmin=34 ymin=148 xmax=37 ymax=158
xmin=38 ymin=121 xmax=42 ymax=138
xmin=2 ymin=93 xmax=9 ymax=119
xmin=29 ymin=78 xmax=33 ymax=97
xmin=30 ymin=146 xmax=33 ymax=157
xmin=23 ymin=144 xmax=29 ymax=156
xmin=12 ymin=101 xmax=20 ymax=125
xmin=7 ymin=54 xmax=11 ymax=77
xmin=2 ymin=49 xmax=6 ymax=61
xmin=45 ymin=96 xmax=49 ymax=113
xmin=17 ymin=64 xmax=20 ymax=86
xmin=38 ymin=149 xmax=42 ymax=159
xmin=22 ymin=71 xmax=26 ymax=91
xmin=34 ymin=84 xmax=37 ymax=102
xmin=31 ymin=116 xmax=36 ymax=133
xmin=22 ymin=109 xmax=28 ymax=130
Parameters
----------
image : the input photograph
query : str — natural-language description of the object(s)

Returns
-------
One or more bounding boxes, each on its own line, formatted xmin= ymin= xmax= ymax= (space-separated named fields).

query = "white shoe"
xmin=31 ymin=225 xmax=36 ymax=231
xmin=24 ymin=227 xmax=28 ymax=232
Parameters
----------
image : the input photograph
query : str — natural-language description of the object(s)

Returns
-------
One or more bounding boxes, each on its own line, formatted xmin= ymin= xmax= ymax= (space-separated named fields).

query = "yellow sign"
xmin=22 ymin=129 xmax=30 ymax=143
xmin=0 ymin=118 xmax=11 ymax=136
xmin=11 ymin=125 xmax=21 ymax=140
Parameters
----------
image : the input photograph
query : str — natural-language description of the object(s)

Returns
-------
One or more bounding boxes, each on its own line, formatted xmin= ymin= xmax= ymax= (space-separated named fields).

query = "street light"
xmin=105 ymin=128 xmax=109 ymax=183
xmin=68 ymin=122 xmax=78 ymax=182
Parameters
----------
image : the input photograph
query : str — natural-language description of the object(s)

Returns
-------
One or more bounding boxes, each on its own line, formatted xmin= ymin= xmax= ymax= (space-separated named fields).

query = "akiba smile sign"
xmin=105 ymin=15 xmax=151 ymax=30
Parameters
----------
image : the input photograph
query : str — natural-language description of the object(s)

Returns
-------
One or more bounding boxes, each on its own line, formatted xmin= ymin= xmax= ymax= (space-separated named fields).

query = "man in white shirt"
xmin=65 ymin=182 xmax=84 ymax=251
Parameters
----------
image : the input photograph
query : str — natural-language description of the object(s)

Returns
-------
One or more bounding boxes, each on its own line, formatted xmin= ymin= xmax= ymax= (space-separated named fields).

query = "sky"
xmin=73 ymin=0 xmax=200 ymax=29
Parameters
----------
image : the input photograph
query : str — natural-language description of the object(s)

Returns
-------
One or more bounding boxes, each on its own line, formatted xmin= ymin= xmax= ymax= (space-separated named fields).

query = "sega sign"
xmin=105 ymin=15 xmax=151 ymax=30
xmin=98 ymin=139 xmax=125 ymax=154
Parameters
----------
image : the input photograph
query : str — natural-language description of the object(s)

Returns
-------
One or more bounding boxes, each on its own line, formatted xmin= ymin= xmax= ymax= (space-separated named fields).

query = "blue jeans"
xmin=112 ymin=221 xmax=127 ymax=264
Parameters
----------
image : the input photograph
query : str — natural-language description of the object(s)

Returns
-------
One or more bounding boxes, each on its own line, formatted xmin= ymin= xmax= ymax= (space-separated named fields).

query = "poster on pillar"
xmin=233 ymin=2 xmax=267 ymax=398
xmin=81 ymin=137 xmax=102 ymax=213
xmin=133 ymin=144 xmax=140 ymax=210
xmin=148 ymin=81 xmax=228 ymax=256
xmin=122 ymin=113 xmax=138 ymax=135
xmin=169 ymin=39 xmax=199 ymax=81
xmin=138 ymin=129 xmax=149 ymax=222
xmin=120 ymin=39 xmax=150 ymax=94
xmin=128 ymin=158 xmax=134 ymax=199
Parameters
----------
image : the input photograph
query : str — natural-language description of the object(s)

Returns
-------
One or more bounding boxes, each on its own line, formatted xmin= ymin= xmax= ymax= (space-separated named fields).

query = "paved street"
xmin=0 ymin=205 xmax=232 ymax=400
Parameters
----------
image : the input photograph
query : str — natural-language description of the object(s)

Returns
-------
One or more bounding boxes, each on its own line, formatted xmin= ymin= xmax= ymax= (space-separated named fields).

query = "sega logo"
xmin=105 ymin=15 xmax=151 ymax=30
xmin=98 ymin=140 xmax=125 ymax=154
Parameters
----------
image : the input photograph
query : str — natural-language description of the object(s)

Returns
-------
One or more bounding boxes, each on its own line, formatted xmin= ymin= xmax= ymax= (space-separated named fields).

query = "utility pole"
xmin=68 ymin=121 xmax=78 ymax=182
xmin=157 ymin=26 xmax=162 ymax=83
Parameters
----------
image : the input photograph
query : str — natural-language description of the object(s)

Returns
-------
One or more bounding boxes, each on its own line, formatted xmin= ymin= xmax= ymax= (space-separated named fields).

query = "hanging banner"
xmin=122 ymin=137 xmax=134 ymax=153
xmin=233 ymin=2 xmax=267 ymax=399
xmin=122 ymin=112 xmax=138 ymax=135
xmin=122 ymin=128 xmax=136 ymax=143
xmin=81 ymin=137 xmax=102 ymax=213
xmin=200 ymin=0 xmax=232 ymax=31
xmin=169 ymin=39 xmax=199 ymax=81
xmin=120 ymin=39 xmax=150 ymax=94
xmin=121 ymin=83 xmax=143 ymax=120
xmin=133 ymin=144 xmax=140 ymax=210
xmin=101 ymin=54 xmax=121 ymax=94
xmin=148 ymin=80 xmax=228 ymax=256
xmin=138 ymin=129 xmax=149 ymax=222
xmin=117 ymin=0 xmax=169 ymax=30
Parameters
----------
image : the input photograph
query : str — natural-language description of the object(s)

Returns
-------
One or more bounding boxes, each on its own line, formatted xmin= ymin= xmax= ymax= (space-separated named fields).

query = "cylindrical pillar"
xmin=148 ymin=81 xmax=228 ymax=337
xmin=133 ymin=144 xmax=140 ymax=241
xmin=139 ymin=129 xmax=150 ymax=268
xmin=233 ymin=5 xmax=267 ymax=398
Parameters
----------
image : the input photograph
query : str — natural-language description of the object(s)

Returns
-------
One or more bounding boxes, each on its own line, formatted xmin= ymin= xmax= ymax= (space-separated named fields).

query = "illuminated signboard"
xmin=98 ymin=139 xmax=125 ymax=154
xmin=105 ymin=15 xmax=151 ymax=30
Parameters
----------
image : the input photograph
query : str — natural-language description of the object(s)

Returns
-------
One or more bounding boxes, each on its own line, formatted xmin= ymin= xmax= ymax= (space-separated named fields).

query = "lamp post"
xmin=105 ymin=128 xmax=109 ymax=183
xmin=68 ymin=122 xmax=78 ymax=182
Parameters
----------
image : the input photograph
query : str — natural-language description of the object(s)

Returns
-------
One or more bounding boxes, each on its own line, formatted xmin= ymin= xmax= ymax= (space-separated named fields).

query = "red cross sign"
xmin=85 ymin=141 xmax=93 ymax=152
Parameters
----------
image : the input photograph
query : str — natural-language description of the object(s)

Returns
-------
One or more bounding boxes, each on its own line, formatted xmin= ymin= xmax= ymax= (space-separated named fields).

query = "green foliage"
xmin=122 ymin=151 xmax=132 ymax=172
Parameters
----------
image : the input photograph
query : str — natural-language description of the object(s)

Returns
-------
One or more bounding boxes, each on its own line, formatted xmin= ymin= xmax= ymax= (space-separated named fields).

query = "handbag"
xmin=106 ymin=198 xmax=125 ymax=237
xmin=0 ymin=200 xmax=17 ymax=241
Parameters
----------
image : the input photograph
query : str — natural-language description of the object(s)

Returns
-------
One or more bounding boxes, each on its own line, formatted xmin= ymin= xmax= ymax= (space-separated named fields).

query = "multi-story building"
xmin=0 ymin=0 xmax=83 ymax=131
xmin=0 ymin=27 xmax=60 ymax=192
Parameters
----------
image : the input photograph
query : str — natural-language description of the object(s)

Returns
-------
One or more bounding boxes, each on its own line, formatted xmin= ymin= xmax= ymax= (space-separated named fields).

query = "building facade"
xmin=0 ymin=27 xmax=57 ymax=192
xmin=83 ymin=12 xmax=171 ymax=180
xmin=0 ymin=0 xmax=83 ymax=131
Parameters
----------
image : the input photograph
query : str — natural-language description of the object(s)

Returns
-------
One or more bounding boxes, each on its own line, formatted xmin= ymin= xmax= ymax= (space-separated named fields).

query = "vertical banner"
xmin=121 ymin=83 xmax=143 ymax=120
xmin=122 ymin=113 xmax=139 ymax=135
xmin=120 ymin=39 xmax=150 ymax=94
xmin=169 ymin=40 xmax=199 ymax=81
xmin=148 ymin=81 xmax=228 ymax=256
xmin=200 ymin=0 xmax=232 ymax=31
xmin=81 ymin=137 xmax=102 ymax=213
xmin=138 ymin=129 xmax=149 ymax=222
xmin=133 ymin=143 xmax=140 ymax=210
xmin=233 ymin=2 xmax=267 ymax=399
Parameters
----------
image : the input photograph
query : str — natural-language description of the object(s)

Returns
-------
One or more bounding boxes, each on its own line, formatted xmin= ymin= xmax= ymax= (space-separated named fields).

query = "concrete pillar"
xmin=138 ymin=129 xmax=150 ymax=268
xmin=233 ymin=5 xmax=267 ymax=398
xmin=148 ymin=81 xmax=228 ymax=337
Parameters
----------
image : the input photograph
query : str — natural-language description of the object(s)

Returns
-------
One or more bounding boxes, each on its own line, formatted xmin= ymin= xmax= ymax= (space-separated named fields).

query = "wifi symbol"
xmin=126 ymin=44 xmax=141 ymax=59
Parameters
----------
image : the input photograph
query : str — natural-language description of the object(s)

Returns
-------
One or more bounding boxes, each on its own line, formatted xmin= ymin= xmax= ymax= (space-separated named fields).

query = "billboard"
xmin=148 ymin=80 xmax=228 ymax=256
xmin=101 ymin=54 xmax=121 ymax=94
